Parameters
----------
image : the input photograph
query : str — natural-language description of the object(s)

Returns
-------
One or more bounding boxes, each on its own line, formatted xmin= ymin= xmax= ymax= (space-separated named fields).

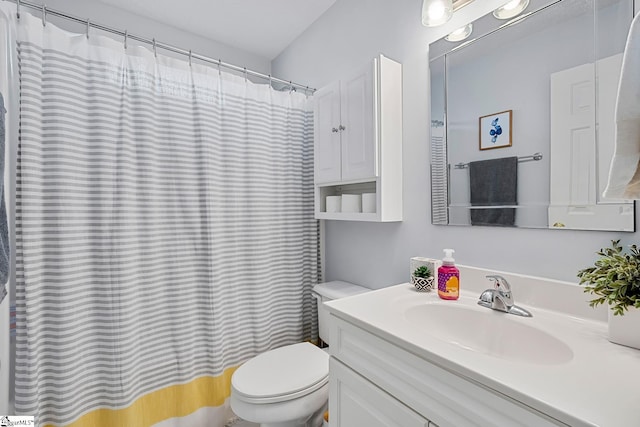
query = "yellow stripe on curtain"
xmin=47 ymin=366 xmax=239 ymax=427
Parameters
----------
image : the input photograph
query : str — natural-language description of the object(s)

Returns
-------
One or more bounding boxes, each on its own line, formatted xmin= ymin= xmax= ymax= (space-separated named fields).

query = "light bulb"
xmin=422 ymin=0 xmax=453 ymax=27
xmin=493 ymin=0 xmax=530 ymax=20
xmin=445 ymin=23 xmax=473 ymax=42
xmin=503 ymin=0 xmax=522 ymax=10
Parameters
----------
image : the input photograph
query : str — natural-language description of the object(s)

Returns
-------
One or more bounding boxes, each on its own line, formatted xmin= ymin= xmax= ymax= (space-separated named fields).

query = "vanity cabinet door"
xmin=329 ymin=357 xmax=429 ymax=427
xmin=330 ymin=315 xmax=565 ymax=427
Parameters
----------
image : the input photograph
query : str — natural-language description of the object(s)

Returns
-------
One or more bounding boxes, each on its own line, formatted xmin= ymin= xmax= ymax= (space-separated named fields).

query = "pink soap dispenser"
xmin=438 ymin=249 xmax=459 ymax=300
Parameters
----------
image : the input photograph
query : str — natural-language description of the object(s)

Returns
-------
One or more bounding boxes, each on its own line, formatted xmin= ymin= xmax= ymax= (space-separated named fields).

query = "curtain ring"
xmin=16 ymin=0 xmax=20 ymax=20
xmin=243 ymin=67 xmax=247 ymax=83
xmin=217 ymin=59 xmax=222 ymax=76
xmin=123 ymin=30 xmax=128 ymax=50
xmin=268 ymin=74 xmax=272 ymax=89
xmin=42 ymin=4 xmax=47 ymax=27
xmin=152 ymin=38 xmax=157 ymax=57
xmin=86 ymin=19 xmax=90 ymax=39
xmin=289 ymin=81 xmax=294 ymax=93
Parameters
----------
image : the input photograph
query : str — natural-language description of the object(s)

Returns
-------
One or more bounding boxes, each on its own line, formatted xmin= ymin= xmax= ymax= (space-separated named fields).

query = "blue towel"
xmin=0 ymin=92 xmax=9 ymax=303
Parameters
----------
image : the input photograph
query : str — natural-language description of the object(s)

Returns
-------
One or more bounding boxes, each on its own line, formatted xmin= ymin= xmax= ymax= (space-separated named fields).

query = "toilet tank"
xmin=312 ymin=281 xmax=370 ymax=344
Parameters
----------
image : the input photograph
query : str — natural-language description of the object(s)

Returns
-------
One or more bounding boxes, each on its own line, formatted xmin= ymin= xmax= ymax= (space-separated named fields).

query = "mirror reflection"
xmin=429 ymin=0 xmax=636 ymax=231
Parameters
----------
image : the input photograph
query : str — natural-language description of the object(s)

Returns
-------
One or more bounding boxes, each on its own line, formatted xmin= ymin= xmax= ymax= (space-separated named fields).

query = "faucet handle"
xmin=486 ymin=275 xmax=512 ymax=293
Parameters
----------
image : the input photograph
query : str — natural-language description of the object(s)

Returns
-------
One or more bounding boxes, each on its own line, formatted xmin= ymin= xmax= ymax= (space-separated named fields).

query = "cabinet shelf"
xmin=315 ymin=212 xmax=380 ymax=221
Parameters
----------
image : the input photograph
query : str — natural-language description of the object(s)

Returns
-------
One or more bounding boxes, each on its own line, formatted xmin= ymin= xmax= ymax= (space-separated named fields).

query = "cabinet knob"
xmin=332 ymin=127 xmax=339 ymax=133
xmin=339 ymin=125 xmax=346 ymax=131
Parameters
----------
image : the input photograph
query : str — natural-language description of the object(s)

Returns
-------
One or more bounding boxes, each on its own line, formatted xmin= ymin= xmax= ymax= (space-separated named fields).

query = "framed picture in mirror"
xmin=479 ymin=110 xmax=512 ymax=150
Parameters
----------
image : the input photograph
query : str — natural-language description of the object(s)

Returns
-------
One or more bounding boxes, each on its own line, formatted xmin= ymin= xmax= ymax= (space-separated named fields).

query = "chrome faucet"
xmin=478 ymin=275 xmax=532 ymax=317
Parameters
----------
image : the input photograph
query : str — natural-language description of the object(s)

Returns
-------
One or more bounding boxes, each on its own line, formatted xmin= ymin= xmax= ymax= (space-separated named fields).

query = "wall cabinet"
xmin=313 ymin=54 xmax=402 ymax=222
xmin=328 ymin=315 xmax=565 ymax=427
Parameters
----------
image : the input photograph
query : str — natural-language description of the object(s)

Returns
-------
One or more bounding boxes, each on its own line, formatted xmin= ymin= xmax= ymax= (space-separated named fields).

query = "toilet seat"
xmin=232 ymin=342 xmax=329 ymax=404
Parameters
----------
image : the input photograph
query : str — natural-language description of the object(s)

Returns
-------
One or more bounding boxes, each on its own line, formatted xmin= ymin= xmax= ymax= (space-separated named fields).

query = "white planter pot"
xmin=411 ymin=275 xmax=434 ymax=292
xmin=608 ymin=307 xmax=640 ymax=350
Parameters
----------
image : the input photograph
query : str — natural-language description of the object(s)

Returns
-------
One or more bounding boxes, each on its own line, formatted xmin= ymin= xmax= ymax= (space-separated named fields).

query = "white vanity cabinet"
xmin=313 ymin=54 xmax=402 ymax=222
xmin=330 ymin=358 xmax=429 ymax=427
xmin=328 ymin=315 xmax=566 ymax=427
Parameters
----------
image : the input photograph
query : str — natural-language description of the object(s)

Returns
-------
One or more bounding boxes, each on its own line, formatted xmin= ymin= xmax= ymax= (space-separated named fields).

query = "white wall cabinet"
xmin=314 ymin=54 xmax=402 ymax=222
xmin=328 ymin=315 xmax=565 ymax=427
xmin=314 ymin=69 xmax=375 ymax=184
xmin=314 ymin=81 xmax=343 ymax=184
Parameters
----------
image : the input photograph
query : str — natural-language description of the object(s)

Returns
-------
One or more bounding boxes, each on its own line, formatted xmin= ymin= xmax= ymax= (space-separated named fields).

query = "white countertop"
xmin=325 ymin=266 xmax=640 ymax=427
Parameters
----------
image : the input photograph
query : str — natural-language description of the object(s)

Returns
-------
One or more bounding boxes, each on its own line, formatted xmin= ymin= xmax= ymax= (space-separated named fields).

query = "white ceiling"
xmin=96 ymin=0 xmax=338 ymax=60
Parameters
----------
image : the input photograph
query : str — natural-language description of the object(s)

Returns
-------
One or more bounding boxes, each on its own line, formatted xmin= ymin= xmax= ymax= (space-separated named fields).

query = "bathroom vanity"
xmin=325 ymin=266 xmax=640 ymax=427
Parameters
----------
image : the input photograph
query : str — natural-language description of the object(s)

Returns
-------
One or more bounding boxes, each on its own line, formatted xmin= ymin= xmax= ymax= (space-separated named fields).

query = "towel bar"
xmin=454 ymin=152 xmax=543 ymax=169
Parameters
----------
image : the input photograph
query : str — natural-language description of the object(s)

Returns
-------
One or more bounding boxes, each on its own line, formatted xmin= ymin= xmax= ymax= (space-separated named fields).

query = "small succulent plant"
xmin=413 ymin=266 xmax=432 ymax=278
xmin=577 ymin=240 xmax=640 ymax=316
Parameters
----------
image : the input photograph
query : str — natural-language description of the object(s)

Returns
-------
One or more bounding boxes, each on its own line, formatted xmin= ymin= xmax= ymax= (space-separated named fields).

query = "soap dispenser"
xmin=438 ymin=249 xmax=459 ymax=300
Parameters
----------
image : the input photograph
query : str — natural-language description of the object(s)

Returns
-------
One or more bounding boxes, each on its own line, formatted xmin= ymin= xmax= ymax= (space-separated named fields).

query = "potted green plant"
xmin=577 ymin=240 xmax=640 ymax=349
xmin=411 ymin=265 xmax=434 ymax=292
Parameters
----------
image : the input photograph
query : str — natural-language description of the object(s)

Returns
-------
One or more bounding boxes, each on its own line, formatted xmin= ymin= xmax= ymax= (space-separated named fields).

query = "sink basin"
xmin=404 ymin=303 xmax=573 ymax=365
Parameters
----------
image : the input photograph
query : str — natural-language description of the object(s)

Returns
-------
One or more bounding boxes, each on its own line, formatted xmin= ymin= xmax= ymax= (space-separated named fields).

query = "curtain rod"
xmin=4 ymin=0 xmax=316 ymax=93
xmin=454 ymin=152 xmax=543 ymax=169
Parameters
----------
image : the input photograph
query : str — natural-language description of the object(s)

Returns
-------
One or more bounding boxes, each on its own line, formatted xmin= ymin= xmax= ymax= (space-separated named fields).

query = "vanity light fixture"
xmin=493 ymin=0 xmax=530 ymax=20
xmin=421 ymin=0 xmax=475 ymax=27
xmin=445 ymin=23 xmax=473 ymax=41
xmin=422 ymin=0 xmax=453 ymax=27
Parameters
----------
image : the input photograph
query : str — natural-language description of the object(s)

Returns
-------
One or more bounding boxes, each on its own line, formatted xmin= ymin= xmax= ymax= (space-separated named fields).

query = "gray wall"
xmin=273 ymin=0 xmax=640 ymax=287
xmin=25 ymin=0 xmax=271 ymax=74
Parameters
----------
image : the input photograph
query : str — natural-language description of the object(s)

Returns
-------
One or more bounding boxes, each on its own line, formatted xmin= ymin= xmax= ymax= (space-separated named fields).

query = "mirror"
xmin=429 ymin=0 xmax=636 ymax=231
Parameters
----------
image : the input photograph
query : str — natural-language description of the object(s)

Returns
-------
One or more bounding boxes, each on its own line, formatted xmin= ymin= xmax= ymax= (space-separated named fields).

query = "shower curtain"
xmin=2 ymin=6 xmax=318 ymax=427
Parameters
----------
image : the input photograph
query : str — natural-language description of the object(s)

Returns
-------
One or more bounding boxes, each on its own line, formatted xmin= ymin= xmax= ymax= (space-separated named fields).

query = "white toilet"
xmin=230 ymin=281 xmax=370 ymax=427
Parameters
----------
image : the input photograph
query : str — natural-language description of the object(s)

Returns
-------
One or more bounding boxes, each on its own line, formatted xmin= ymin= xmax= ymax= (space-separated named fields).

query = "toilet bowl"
xmin=231 ymin=342 xmax=329 ymax=427
xmin=230 ymin=281 xmax=370 ymax=427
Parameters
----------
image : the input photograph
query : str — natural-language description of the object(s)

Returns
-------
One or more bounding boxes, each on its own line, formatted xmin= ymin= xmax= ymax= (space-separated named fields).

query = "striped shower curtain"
xmin=6 ymin=7 xmax=318 ymax=427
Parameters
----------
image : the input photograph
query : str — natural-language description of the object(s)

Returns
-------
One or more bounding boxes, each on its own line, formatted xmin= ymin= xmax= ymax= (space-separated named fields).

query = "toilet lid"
xmin=232 ymin=342 xmax=329 ymax=403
